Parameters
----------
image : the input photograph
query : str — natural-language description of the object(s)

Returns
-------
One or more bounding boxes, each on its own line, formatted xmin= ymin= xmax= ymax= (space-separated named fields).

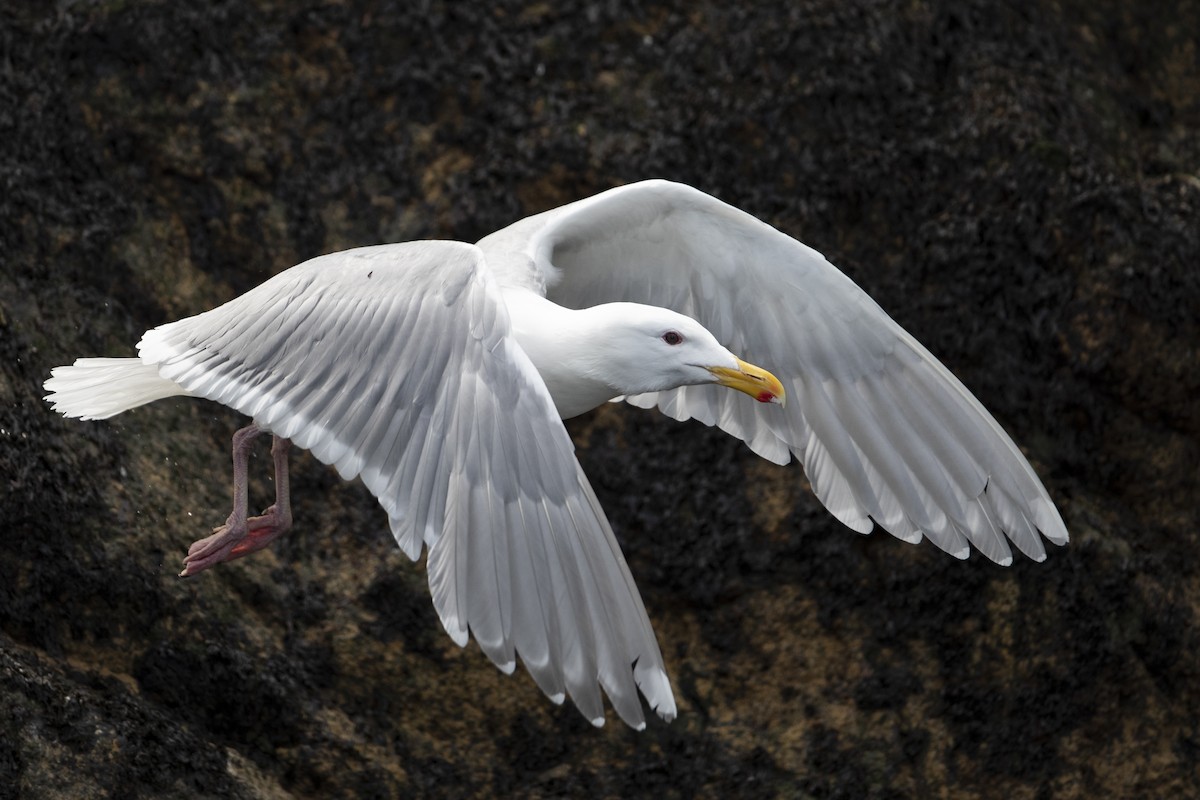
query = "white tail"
xmin=44 ymin=358 xmax=190 ymax=420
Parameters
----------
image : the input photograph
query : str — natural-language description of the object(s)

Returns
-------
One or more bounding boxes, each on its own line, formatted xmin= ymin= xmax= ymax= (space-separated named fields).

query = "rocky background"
xmin=2 ymin=1 xmax=1198 ymax=797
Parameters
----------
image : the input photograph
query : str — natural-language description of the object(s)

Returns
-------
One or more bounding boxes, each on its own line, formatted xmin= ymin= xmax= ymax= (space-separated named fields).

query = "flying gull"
xmin=44 ymin=179 xmax=1067 ymax=729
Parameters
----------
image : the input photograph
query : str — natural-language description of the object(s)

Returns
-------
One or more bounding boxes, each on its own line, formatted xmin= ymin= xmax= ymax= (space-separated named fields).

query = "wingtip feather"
xmin=444 ymin=623 xmax=469 ymax=648
xmin=1034 ymin=498 xmax=1070 ymax=545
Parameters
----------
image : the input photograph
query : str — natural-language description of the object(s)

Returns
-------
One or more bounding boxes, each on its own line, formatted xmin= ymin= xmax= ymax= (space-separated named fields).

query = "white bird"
xmin=44 ymin=179 xmax=1067 ymax=730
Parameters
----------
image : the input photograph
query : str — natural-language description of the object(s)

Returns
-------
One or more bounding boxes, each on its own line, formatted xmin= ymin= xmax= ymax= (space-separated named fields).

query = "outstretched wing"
xmin=137 ymin=240 xmax=674 ymax=729
xmin=477 ymin=180 xmax=1067 ymax=565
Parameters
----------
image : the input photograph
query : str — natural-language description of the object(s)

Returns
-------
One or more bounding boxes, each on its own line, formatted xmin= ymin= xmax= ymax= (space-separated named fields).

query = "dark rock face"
xmin=3 ymin=1 xmax=1198 ymax=797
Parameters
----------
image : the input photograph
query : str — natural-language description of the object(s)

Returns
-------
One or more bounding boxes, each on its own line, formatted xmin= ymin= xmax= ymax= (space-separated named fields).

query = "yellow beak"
xmin=707 ymin=358 xmax=786 ymax=407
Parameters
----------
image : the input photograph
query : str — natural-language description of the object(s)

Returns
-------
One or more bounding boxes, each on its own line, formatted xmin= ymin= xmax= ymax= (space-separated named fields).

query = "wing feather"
xmin=137 ymin=240 xmax=674 ymax=727
xmin=477 ymin=180 xmax=1067 ymax=563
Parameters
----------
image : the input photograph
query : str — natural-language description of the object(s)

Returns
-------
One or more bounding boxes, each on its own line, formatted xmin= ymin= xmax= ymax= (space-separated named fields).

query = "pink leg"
xmin=180 ymin=424 xmax=293 ymax=577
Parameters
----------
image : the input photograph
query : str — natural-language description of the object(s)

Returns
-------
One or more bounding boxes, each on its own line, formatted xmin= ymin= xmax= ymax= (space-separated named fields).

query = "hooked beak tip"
xmin=708 ymin=358 xmax=786 ymax=407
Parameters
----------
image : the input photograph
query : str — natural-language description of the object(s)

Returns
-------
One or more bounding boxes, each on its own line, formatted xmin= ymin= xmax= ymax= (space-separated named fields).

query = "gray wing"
xmin=137 ymin=240 xmax=675 ymax=729
xmin=477 ymin=181 xmax=1068 ymax=565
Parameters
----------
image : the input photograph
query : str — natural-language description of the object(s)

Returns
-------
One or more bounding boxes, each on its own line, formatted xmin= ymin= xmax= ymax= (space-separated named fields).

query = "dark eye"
xmin=662 ymin=331 xmax=684 ymax=346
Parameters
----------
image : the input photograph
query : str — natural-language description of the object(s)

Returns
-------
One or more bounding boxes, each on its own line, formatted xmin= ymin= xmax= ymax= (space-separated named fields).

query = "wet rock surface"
xmin=2 ymin=1 xmax=1198 ymax=797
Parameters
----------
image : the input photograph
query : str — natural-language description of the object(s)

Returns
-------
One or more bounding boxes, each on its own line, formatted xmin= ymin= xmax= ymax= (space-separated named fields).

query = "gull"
xmin=44 ymin=179 xmax=1067 ymax=729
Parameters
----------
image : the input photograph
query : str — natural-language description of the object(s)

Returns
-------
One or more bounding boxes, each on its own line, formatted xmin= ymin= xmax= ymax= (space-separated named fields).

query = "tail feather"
xmin=44 ymin=358 xmax=190 ymax=420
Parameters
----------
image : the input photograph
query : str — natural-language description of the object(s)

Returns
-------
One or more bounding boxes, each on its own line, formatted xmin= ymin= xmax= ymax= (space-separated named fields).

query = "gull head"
xmin=587 ymin=303 xmax=786 ymax=406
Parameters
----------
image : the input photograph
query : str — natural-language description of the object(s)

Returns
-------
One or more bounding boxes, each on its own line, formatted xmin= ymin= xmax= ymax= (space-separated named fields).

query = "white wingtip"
xmin=549 ymin=693 xmax=565 ymax=705
xmin=445 ymin=625 xmax=469 ymax=647
xmin=998 ymin=554 xmax=1014 ymax=567
xmin=635 ymin=665 xmax=677 ymax=722
xmin=498 ymin=660 xmax=516 ymax=675
xmin=1034 ymin=498 xmax=1070 ymax=545
xmin=953 ymin=545 xmax=970 ymax=560
xmin=590 ymin=716 xmax=606 ymax=728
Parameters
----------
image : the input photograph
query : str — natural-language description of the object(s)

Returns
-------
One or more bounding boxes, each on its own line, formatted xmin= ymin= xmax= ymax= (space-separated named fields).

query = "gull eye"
xmin=661 ymin=331 xmax=684 ymax=346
